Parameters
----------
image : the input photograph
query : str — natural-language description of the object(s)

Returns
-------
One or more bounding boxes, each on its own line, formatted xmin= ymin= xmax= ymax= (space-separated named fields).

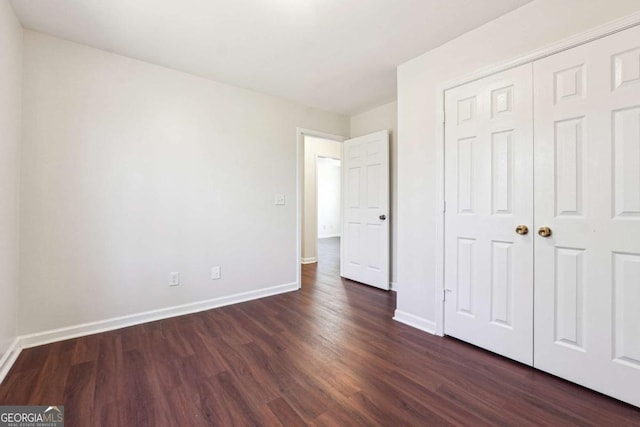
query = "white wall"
xmin=350 ymin=101 xmax=397 ymax=285
xmin=317 ymin=157 xmax=341 ymax=239
xmin=302 ymin=136 xmax=342 ymax=261
xmin=396 ymin=0 xmax=640 ymax=328
xmin=0 ymin=1 xmax=22 ymax=355
xmin=19 ymin=31 xmax=349 ymax=335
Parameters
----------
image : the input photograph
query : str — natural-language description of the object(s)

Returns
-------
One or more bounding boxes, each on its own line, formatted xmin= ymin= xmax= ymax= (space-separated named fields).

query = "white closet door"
xmin=444 ymin=63 xmax=534 ymax=365
xmin=534 ymin=25 xmax=640 ymax=407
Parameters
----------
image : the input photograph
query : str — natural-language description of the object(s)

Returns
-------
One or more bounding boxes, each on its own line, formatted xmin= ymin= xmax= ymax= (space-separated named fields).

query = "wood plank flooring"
xmin=1 ymin=237 xmax=639 ymax=425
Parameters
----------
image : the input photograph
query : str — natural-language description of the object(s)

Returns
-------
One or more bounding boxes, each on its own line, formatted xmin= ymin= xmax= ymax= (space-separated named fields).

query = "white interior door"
xmin=341 ymin=130 xmax=390 ymax=290
xmin=444 ymin=64 xmax=534 ymax=365
xmin=534 ymin=25 xmax=640 ymax=407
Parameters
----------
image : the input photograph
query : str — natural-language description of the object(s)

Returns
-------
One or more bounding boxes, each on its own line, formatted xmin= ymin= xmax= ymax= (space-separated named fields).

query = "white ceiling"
xmin=10 ymin=0 xmax=531 ymax=115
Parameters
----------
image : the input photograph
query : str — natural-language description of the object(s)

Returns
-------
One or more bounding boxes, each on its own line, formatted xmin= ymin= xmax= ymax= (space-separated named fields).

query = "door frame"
xmin=296 ymin=128 xmax=348 ymax=289
xmin=433 ymin=12 xmax=640 ymax=336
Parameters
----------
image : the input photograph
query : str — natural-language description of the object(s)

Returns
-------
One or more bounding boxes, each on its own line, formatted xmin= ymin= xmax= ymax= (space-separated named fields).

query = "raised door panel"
xmin=613 ymin=107 xmax=640 ymax=217
xmin=612 ymin=47 xmax=640 ymax=90
xmin=457 ymin=137 xmax=476 ymax=214
xmin=554 ymin=247 xmax=585 ymax=350
xmin=345 ymin=222 xmax=361 ymax=267
xmin=491 ymin=131 xmax=513 ymax=215
xmin=554 ymin=118 xmax=584 ymax=217
xmin=490 ymin=241 xmax=513 ymax=328
xmin=456 ymin=238 xmax=476 ymax=316
xmin=613 ymin=252 xmax=640 ymax=369
xmin=554 ymin=65 xmax=585 ymax=103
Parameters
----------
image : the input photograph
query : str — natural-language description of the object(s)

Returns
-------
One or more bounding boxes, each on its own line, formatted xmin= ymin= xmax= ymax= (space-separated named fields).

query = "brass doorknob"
xmin=538 ymin=227 xmax=552 ymax=237
xmin=515 ymin=225 xmax=529 ymax=235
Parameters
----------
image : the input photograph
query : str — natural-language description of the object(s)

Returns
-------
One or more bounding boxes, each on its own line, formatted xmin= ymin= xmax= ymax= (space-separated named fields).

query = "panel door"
xmin=534 ymin=25 xmax=640 ymax=407
xmin=341 ymin=130 xmax=390 ymax=290
xmin=444 ymin=64 xmax=534 ymax=365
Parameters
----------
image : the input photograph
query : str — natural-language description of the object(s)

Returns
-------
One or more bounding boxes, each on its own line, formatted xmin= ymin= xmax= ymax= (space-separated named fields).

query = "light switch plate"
xmin=211 ymin=266 xmax=221 ymax=280
xmin=275 ymin=194 xmax=285 ymax=205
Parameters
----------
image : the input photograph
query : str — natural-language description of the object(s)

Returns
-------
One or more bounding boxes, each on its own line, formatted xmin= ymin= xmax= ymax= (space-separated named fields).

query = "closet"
xmin=443 ymin=24 xmax=640 ymax=407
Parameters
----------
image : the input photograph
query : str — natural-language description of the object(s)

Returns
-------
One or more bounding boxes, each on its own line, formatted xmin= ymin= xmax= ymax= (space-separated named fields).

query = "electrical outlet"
xmin=211 ymin=266 xmax=221 ymax=280
xmin=169 ymin=272 xmax=180 ymax=286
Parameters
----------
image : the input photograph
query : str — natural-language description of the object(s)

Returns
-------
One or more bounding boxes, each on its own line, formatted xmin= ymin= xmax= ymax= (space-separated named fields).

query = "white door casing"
xmin=444 ymin=64 xmax=534 ymax=365
xmin=533 ymin=25 xmax=640 ymax=407
xmin=341 ymin=130 xmax=390 ymax=290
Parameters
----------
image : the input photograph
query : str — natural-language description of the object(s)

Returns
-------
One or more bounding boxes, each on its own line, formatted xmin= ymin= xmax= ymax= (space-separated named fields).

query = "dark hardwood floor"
xmin=1 ymin=237 xmax=639 ymax=426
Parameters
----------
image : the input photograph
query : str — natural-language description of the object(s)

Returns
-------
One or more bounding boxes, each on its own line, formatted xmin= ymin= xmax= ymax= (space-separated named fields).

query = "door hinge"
xmin=442 ymin=110 xmax=446 ymax=124
xmin=442 ymin=200 xmax=447 ymax=213
xmin=443 ymin=288 xmax=452 ymax=302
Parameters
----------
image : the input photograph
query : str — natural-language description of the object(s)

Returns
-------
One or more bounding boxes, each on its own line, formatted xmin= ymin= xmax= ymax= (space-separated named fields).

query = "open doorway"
xmin=296 ymin=128 xmax=347 ymax=288
xmin=296 ymin=128 xmax=390 ymax=290
xmin=302 ymin=136 xmax=342 ymax=266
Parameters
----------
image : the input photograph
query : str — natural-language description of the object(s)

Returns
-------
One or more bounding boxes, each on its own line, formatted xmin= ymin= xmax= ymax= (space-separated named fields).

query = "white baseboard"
xmin=301 ymin=257 xmax=317 ymax=264
xmin=17 ymin=282 xmax=299 ymax=350
xmin=390 ymin=281 xmax=398 ymax=291
xmin=0 ymin=338 xmax=22 ymax=384
xmin=393 ymin=310 xmax=437 ymax=335
xmin=318 ymin=234 xmax=340 ymax=239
